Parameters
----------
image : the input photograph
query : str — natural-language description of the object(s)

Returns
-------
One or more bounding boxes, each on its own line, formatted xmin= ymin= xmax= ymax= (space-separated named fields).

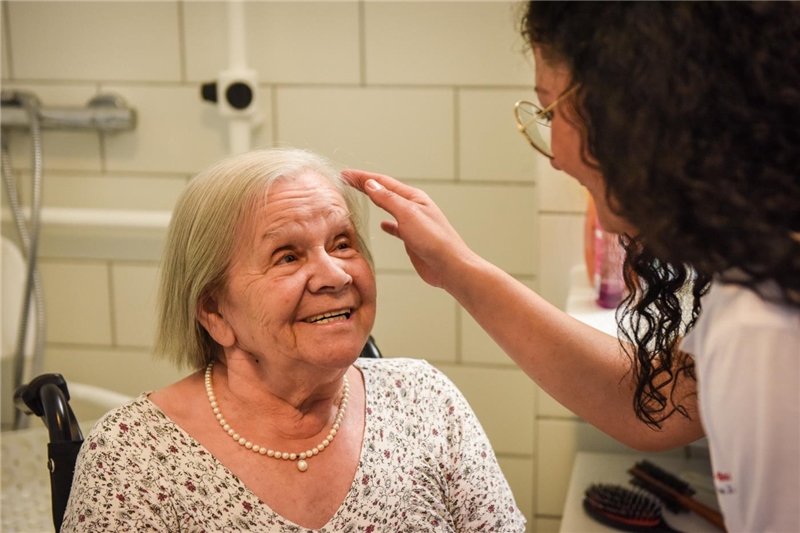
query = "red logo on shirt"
xmin=715 ymin=471 xmax=736 ymax=495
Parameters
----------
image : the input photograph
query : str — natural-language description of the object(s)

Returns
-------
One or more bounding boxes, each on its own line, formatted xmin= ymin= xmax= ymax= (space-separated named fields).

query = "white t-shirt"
xmin=681 ymin=281 xmax=800 ymax=533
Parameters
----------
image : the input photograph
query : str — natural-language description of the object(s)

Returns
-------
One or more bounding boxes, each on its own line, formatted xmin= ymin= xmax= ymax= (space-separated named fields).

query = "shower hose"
xmin=1 ymin=90 xmax=47 ymax=430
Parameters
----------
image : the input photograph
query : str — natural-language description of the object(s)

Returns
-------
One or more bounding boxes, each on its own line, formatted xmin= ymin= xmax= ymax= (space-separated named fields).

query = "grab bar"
xmin=1 ymin=206 xmax=171 ymax=229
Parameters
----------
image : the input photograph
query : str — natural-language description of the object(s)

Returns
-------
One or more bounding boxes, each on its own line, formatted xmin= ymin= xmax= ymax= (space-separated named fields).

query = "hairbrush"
xmin=583 ymin=483 xmax=684 ymax=533
xmin=628 ymin=460 xmax=726 ymax=531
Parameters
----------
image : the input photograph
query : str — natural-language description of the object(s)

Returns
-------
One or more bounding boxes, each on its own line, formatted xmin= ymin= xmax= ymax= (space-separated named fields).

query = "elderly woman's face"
xmin=217 ymin=170 xmax=377 ymax=369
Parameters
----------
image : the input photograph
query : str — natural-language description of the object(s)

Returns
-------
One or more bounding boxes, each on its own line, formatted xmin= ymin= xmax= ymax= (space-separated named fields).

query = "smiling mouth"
xmin=303 ymin=308 xmax=352 ymax=324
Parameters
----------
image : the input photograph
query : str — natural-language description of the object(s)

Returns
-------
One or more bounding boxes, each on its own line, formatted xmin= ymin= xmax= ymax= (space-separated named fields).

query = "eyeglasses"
xmin=514 ymin=85 xmax=577 ymax=159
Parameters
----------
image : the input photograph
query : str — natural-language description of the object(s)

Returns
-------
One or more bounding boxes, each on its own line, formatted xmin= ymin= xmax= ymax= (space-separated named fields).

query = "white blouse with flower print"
xmin=60 ymin=358 xmax=526 ymax=532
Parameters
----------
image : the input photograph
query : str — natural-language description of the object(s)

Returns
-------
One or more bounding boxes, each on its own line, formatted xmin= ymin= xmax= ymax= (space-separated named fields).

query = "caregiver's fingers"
xmin=380 ymin=220 xmax=400 ymax=238
xmin=342 ymin=169 xmax=431 ymax=205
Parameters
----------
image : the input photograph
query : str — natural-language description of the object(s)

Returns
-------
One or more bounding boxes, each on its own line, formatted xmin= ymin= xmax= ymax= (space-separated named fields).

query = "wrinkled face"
xmin=533 ymin=47 xmax=637 ymax=236
xmin=217 ymin=170 xmax=377 ymax=369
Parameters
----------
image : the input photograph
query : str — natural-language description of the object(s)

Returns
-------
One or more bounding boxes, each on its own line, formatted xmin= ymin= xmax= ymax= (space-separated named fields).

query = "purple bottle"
xmin=594 ymin=223 xmax=625 ymax=309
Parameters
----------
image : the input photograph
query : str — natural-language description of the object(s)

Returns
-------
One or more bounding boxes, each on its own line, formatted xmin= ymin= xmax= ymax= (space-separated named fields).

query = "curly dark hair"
xmin=522 ymin=1 xmax=800 ymax=427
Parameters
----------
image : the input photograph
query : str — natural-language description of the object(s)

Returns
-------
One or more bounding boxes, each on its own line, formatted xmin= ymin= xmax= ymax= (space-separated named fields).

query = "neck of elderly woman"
xmin=214 ymin=351 xmax=350 ymax=438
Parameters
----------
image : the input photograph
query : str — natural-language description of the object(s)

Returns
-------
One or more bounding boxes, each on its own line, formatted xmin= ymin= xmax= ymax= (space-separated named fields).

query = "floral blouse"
xmin=60 ymin=358 xmax=526 ymax=532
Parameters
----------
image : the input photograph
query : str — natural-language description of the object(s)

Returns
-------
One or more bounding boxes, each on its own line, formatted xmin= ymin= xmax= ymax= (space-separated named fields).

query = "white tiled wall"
xmin=1 ymin=2 xmax=598 ymax=530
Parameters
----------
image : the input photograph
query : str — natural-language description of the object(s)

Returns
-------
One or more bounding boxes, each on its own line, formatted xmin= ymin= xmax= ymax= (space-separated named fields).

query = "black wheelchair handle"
xmin=14 ymin=374 xmax=83 ymax=442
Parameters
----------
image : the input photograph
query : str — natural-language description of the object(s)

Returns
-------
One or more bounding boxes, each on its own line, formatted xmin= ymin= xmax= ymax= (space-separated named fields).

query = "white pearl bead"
xmin=312 ymin=448 xmax=319 ymax=455
xmin=245 ymin=441 xmax=252 ymax=449
xmin=297 ymin=459 xmax=308 ymax=472
xmin=252 ymin=445 xmax=260 ymax=453
xmin=223 ymin=424 xmax=230 ymax=431
xmin=267 ymin=450 xmax=275 ymax=457
xmin=227 ymin=429 xmax=235 ymax=436
xmin=233 ymin=433 xmax=240 ymax=441
xmin=259 ymin=448 xmax=267 ymax=455
xmin=289 ymin=453 xmax=297 ymax=460
xmin=238 ymin=437 xmax=246 ymax=446
xmin=330 ymin=429 xmax=337 ymax=436
xmin=281 ymin=452 xmax=289 ymax=460
xmin=299 ymin=453 xmax=307 ymax=459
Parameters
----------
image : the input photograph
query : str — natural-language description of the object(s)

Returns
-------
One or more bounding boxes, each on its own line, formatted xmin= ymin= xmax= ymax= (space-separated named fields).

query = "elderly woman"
xmin=60 ymin=148 xmax=525 ymax=532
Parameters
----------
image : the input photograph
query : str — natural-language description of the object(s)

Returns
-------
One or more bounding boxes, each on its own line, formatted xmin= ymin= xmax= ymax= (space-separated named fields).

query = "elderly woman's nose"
xmin=307 ymin=251 xmax=352 ymax=291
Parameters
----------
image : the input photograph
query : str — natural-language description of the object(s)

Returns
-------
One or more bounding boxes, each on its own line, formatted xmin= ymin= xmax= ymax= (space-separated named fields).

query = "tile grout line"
xmin=107 ymin=260 xmax=118 ymax=348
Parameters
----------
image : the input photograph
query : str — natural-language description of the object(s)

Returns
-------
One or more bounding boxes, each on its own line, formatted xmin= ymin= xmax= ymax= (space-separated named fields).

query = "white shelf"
xmin=560 ymin=451 xmax=720 ymax=533
xmin=565 ymin=264 xmax=618 ymax=337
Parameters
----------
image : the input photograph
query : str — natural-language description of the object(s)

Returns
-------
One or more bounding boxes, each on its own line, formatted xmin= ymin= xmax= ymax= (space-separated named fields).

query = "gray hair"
xmin=153 ymin=147 xmax=372 ymax=370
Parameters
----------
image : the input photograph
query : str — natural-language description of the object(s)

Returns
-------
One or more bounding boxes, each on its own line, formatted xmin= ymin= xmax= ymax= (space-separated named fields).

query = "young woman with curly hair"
xmin=346 ymin=2 xmax=799 ymax=531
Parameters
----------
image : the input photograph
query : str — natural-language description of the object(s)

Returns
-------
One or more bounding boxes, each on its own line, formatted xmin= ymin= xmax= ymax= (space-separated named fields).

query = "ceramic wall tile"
xmin=535 ymin=518 xmax=562 ymax=533
xmin=277 ymin=86 xmax=454 ymax=180
xmin=425 ymin=183 xmax=537 ymax=276
xmin=535 ymin=418 xmax=579 ymax=516
xmin=33 ymin=226 xmax=168 ymax=263
xmin=536 ymin=155 xmax=587 ymax=213
xmin=22 ymin=173 xmax=185 ymax=212
xmin=537 ymin=388 xmax=577 ymax=419
xmin=39 ymin=260 xmax=112 ymax=345
xmin=459 ymin=89 xmax=538 ymax=183
xmin=372 ymin=272 xmax=457 ymax=364
xmin=537 ymin=213 xmax=584 ymax=309
xmin=460 ymin=277 xmax=535 ymax=365
xmin=103 ymin=85 xmax=273 ymax=174
xmin=9 ymin=2 xmax=180 ymax=81
xmin=437 ymin=363 xmax=535 ymax=456
xmin=365 ymin=2 xmax=532 ymax=86
xmin=367 ymin=181 xmax=536 ymax=275
xmin=365 ymin=201 xmax=414 ymax=272
xmin=1 ymin=3 xmax=8 ymax=81
xmin=183 ymin=1 xmax=360 ymax=85
xmin=497 ymin=455 xmax=534 ymax=532
xmin=111 ymin=263 xmax=159 ymax=348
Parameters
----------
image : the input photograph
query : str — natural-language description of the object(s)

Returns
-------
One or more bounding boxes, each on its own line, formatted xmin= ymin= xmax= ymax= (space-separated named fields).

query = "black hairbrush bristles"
xmin=583 ymin=483 xmax=684 ymax=533
xmin=629 ymin=460 xmax=695 ymax=513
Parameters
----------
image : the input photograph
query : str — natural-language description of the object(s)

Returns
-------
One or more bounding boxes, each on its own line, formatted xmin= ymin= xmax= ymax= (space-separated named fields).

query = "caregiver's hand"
xmin=343 ymin=169 xmax=476 ymax=289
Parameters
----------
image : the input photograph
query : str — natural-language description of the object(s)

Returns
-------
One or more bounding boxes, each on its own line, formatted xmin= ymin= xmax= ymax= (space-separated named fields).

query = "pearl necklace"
xmin=204 ymin=362 xmax=349 ymax=472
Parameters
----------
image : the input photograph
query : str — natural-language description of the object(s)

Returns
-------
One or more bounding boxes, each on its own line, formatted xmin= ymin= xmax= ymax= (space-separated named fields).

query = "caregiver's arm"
xmin=344 ymin=170 xmax=704 ymax=451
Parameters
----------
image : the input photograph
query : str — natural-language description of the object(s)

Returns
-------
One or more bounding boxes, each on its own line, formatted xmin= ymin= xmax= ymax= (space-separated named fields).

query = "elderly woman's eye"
xmin=276 ymin=253 xmax=297 ymax=264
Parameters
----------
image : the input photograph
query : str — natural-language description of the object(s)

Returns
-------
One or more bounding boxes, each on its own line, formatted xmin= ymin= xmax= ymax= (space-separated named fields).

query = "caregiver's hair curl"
xmin=522 ymin=1 xmax=800 ymax=426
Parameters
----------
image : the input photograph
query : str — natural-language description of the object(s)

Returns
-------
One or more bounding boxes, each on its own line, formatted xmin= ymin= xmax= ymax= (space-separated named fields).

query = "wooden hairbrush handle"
xmin=629 ymin=466 xmax=727 ymax=531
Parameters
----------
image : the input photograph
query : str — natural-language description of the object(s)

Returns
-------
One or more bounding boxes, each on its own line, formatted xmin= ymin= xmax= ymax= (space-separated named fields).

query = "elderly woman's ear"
xmin=197 ymin=293 xmax=236 ymax=348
